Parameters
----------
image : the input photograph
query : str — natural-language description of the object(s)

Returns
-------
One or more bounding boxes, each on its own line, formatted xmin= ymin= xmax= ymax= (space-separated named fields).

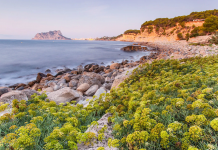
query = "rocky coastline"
xmin=1 ymin=39 xmax=218 ymax=108
xmin=0 ymin=45 xmax=157 ymax=108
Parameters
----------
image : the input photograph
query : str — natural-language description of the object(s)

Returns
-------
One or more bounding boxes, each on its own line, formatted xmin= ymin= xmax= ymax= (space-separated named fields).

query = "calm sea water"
xmin=0 ymin=40 xmax=151 ymax=86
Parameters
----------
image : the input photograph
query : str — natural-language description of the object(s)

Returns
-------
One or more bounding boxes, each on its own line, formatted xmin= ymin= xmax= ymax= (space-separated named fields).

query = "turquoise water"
xmin=0 ymin=40 xmax=150 ymax=86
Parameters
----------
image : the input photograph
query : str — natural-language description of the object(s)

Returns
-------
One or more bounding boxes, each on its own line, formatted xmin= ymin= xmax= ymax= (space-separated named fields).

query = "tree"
xmin=177 ymin=33 xmax=184 ymax=40
xmin=185 ymin=33 xmax=190 ymax=41
xmin=203 ymin=15 xmax=218 ymax=33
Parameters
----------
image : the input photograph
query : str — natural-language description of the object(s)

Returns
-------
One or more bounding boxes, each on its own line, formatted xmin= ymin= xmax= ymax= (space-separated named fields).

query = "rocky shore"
xmin=1 ymin=39 xmax=218 ymax=149
xmin=1 ymin=39 xmax=217 ymax=109
xmin=0 ymin=46 xmax=157 ymax=108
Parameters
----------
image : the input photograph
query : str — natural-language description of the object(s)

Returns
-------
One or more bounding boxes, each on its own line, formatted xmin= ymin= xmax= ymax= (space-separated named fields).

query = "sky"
xmin=0 ymin=0 xmax=218 ymax=39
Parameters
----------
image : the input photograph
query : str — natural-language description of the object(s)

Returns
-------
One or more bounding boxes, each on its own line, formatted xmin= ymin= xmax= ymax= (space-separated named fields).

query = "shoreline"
xmin=0 ymin=44 xmax=158 ymax=106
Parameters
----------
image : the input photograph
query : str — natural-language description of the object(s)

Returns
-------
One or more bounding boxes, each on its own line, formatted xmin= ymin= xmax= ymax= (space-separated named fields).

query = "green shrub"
xmin=124 ymin=30 xmax=140 ymax=34
xmin=177 ymin=32 xmax=184 ymax=40
xmin=203 ymin=15 xmax=218 ymax=33
xmin=185 ymin=33 xmax=190 ymax=41
xmin=148 ymin=26 xmax=153 ymax=34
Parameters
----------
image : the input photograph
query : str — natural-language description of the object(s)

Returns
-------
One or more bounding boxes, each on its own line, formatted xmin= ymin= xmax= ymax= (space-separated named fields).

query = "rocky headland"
xmin=32 ymin=30 xmax=71 ymax=40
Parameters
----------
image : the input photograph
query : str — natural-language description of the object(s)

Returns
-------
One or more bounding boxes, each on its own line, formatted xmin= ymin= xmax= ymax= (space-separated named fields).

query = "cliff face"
xmin=32 ymin=30 xmax=71 ymax=40
xmin=117 ymin=21 xmax=204 ymax=42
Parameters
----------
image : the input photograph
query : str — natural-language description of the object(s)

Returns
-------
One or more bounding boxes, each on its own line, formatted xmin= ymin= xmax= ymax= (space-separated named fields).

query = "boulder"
xmin=78 ymin=72 xmax=105 ymax=87
xmin=84 ymin=85 xmax=99 ymax=96
xmin=105 ymin=77 xmax=111 ymax=83
xmin=42 ymin=87 xmax=54 ymax=93
xmin=111 ymin=66 xmax=137 ymax=88
xmin=0 ymin=91 xmax=28 ymax=106
xmin=31 ymin=83 xmax=39 ymax=91
xmin=69 ymin=79 xmax=79 ymax=87
xmin=53 ymin=85 xmax=60 ymax=91
xmin=28 ymin=80 xmax=36 ymax=87
xmin=77 ymin=83 xmax=90 ymax=92
xmin=94 ymin=87 xmax=106 ymax=99
xmin=110 ymin=63 xmax=120 ymax=70
xmin=64 ymin=74 xmax=72 ymax=82
xmin=47 ymin=87 xmax=80 ymax=104
xmin=22 ymin=89 xmax=39 ymax=99
xmin=48 ymin=82 xmax=57 ymax=88
xmin=77 ymin=65 xmax=84 ymax=74
xmin=36 ymin=73 xmax=46 ymax=83
xmin=0 ymin=87 xmax=9 ymax=96
xmin=102 ymin=83 xmax=112 ymax=90
xmin=57 ymin=79 xmax=66 ymax=85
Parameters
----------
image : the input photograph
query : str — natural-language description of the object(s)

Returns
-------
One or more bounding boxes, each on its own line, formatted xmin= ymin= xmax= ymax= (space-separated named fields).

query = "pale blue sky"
xmin=0 ymin=0 xmax=218 ymax=39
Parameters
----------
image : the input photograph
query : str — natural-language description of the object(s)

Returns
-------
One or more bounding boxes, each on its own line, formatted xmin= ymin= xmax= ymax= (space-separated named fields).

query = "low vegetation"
xmin=124 ymin=30 xmax=140 ymax=34
xmin=141 ymin=9 xmax=218 ymax=29
xmin=2 ymin=55 xmax=218 ymax=149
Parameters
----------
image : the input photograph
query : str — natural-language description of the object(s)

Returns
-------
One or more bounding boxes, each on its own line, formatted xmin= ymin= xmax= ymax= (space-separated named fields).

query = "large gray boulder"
xmin=94 ymin=87 xmax=106 ymax=99
xmin=0 ymin=91 xmax=28 ymax=106
xmin=78 ymin=72 xmax=105 ymax=87
xmin=84 ymin=85 xmax=99 ymax=96
xmin=22 ymin=89 xmax=39 ymax=99
xmin=47 ymin=87 xmax=80 ymax=104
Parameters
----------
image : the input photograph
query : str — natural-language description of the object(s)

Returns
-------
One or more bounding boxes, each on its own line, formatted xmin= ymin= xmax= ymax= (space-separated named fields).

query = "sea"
xmin=0 ymin=40 xmax=151 ymax=86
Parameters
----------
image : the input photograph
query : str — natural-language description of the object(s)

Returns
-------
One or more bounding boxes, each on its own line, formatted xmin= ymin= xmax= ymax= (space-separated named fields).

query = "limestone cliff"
xmin=32 ymin=30 xmax=71 ymax=40
xmin=116 ymin=21 xmax=204 ymax=42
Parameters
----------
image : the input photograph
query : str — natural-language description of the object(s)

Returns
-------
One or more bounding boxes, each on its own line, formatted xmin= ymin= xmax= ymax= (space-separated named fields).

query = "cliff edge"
xmin=32 ymin=30 xmax=71 ymax=40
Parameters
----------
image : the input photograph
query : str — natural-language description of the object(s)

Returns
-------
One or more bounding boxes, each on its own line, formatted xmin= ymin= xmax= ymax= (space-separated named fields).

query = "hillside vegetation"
xmin=1 ymin=55 xmax=218 ymax=149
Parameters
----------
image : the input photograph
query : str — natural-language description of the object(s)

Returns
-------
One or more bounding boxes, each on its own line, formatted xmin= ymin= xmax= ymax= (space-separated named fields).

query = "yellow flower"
xmin=210 ymin=118 xmax=218 ymax=131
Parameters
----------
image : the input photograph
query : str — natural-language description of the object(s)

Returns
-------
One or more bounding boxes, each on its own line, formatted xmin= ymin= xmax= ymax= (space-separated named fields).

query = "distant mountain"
xmin=32 ymin=30 xmax=71 ymax=40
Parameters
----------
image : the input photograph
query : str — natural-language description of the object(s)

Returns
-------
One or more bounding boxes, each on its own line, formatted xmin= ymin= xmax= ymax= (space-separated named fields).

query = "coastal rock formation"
xmin=32 ymin=30 xmax=71 ymax=40
xmin=121 ymin=45 xmax=147 ymax=51
xmin=117 ymin=21 xmax=204 ymax=42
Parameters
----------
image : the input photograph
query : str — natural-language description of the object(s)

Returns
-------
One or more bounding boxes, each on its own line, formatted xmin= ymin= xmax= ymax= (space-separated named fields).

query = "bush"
xmin=203 ymin=15 xmax=218 ymax=33
xmin=147 ymin=26 xmax=153 ymax=34
xmin=185 ymin=33 xmax=190 ymax=41
xmin=124 ymin=30 xmax=140 ymax=34
xmin=177 ymin=32 xmax=184 ymax=40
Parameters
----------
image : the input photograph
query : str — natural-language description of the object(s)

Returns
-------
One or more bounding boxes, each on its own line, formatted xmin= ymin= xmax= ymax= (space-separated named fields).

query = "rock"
xmin=71 ymin=70 xmax=78 ymax=75
xmin=45 ymin=69 xmax=51 ymax=74
xmin=77 ymin=65 xmax=84 ymax=74
xmin=64 ymin=74 xmax=72 ymax=82
xmin=22 ymin=89 xmax=39 ymax=99
xmin=9 ymin=83 xmax=19 ymax=89
xmin=32 ymin=30 xmax=71 ymax=40
xmin=111 ymin=67 xmax=137 ymax=88
xmin=0 ymin=91 xmax=28 ymax=106
xmin=105 ymin=69 xmax=112 ymax=73
xmin=105 ymin=77 xmax=110 ymax=83
xmin=31 ymin=83 xmax=39 ymax=91
xmin=53 ymin=85 xmax=60 ymax=91
xmin=71 ymin=75 xmax=81 ymax=80
xmin=17 ymin=86 xmax=24 ymax=90
xmin=47 ymin=73 xmax=53 ymax=77
xmin=84 ymin=85 xmax=99 ymax=96
xmin=94 ymin=87 xmax=106 ymax=99
xmin=112 ymin=71 xmax=118 ymax=76
xmin=121 ymin=45 xmax=147 ymax=51
xmin=36 ymin=73 xmax=46 ymax=83
xmin=47 ymin=87 xmax=80 ymax=104
xmin=102 ymin=83 xmax=112 ymax=90
xmin=43 ymin=87 xmax=54 ymax=93
xmin=77 ymin=113 xmax=118 ymax=150
xmin=48 ymin=82 xmax=57 ymax=88
xmin=55 ymin=71 xmax=66 ymax=77
xmin=57 ymin=79 xmax=66 ymax=85
xmin=69 ymin=79 xmax=79 ymax=87
xmin=0 ymin=109 xmax=12 ymax=117
xmin=0 ymin=87 xmax=9 ymax=96
xmin=78 ymin=72 xmax=105 ymax=87
xmin=77 ymin=83 xmax=90 ymax=92
xmin=110 ymin=63 xmax=120 ymax=70
xmin=28 ymin=80 xmax=36 ymax=87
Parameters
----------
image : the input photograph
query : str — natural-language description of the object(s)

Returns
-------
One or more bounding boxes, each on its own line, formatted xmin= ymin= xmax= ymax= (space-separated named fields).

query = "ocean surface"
xmin=0 ymin=40 xmax=151 ymax=86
